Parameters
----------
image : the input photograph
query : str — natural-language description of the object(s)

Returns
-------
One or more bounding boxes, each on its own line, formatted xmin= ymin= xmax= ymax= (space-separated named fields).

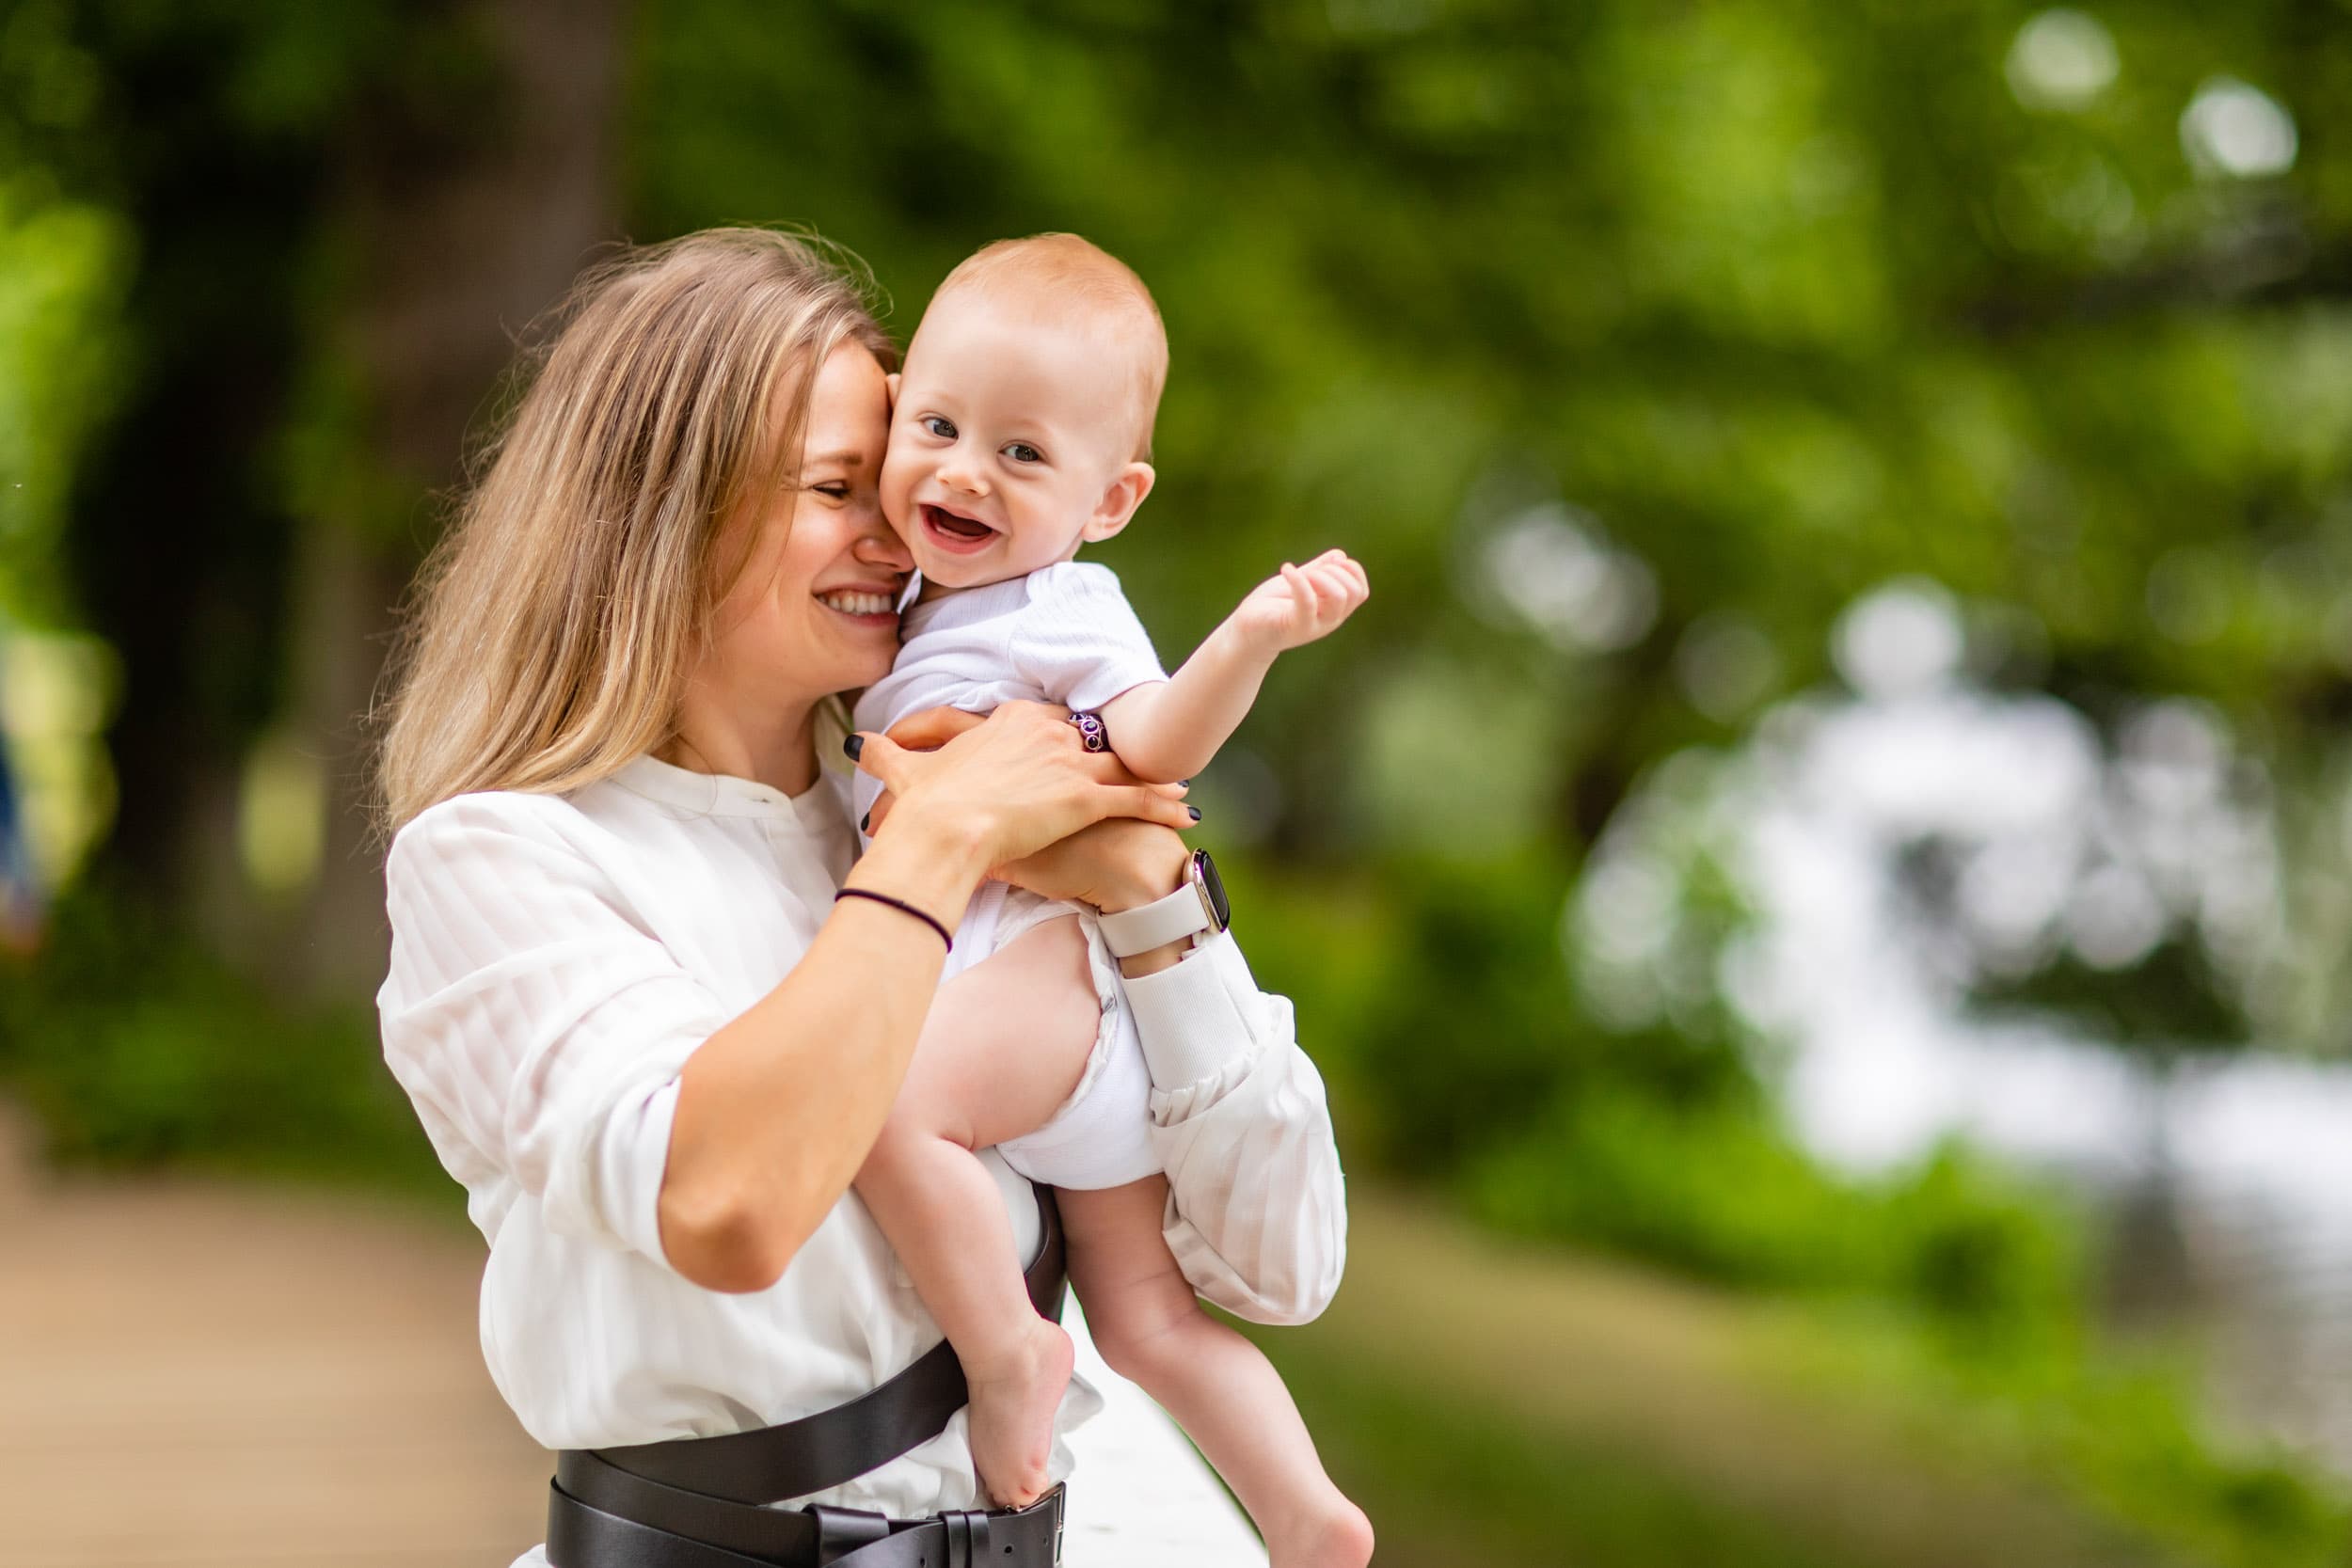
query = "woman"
xmin=373 ymin=228 xmax=1346 ymax=1567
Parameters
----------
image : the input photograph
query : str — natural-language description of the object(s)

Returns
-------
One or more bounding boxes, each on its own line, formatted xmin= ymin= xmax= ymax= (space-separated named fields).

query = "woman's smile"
xmin=814 ymin=582 xmax=901 ymax=626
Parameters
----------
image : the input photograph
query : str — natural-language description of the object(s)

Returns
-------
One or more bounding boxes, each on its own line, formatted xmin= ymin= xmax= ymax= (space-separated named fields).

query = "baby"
xmin=850 ymin=234 xmax=1373 ymax=1568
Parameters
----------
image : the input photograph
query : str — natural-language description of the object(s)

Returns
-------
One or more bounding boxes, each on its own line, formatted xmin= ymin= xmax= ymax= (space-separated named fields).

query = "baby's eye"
xmin=920 ymin=414 xmax=957 ymax=440
xmin=1003 ymin=442 xmax=1043 ymax=465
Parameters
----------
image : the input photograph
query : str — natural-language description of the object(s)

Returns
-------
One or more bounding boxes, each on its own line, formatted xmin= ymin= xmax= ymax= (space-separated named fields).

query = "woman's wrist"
xmin=845 ymin=796 xmax=991 ymax=931
xmin=1090 ymin=837 xmax=1191 ymax=915
xmin=1102 ymin=839 xmax=1195 ymax=978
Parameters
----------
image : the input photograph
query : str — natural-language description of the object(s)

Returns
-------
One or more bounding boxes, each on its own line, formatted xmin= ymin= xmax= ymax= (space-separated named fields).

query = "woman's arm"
xmin=997 ymin=808 xmax=1349 ymax=1323
xmin=654 ymin=806 xmax=985 ymax=1291
xmin=866 ymin=706 xmax=1350 ymax=1321
xmin=1113 ymin=913 xmax=1349 ymax=1325
xmin=382 ymin=798 xmax=986 ymax=1297
xmin=382 ymin=706 xmax=1194 ymax=1298
xmin=660 ymin=704 xmax=1196 ymax=1292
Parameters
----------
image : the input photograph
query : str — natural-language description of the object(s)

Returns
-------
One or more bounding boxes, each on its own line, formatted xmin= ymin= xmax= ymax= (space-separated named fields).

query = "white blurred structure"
xmin=1579 ymin=578 xmax=2352 ymax=1471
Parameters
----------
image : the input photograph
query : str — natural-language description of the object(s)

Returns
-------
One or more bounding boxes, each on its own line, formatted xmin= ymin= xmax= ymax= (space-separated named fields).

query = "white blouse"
xmin=376 ymin=751 xmax=1346 ymax=1559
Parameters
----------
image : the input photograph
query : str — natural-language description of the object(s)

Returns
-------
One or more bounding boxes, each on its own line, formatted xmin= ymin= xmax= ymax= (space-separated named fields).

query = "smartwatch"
xmin=1098 ymin=848 xmax=1232 ymax=958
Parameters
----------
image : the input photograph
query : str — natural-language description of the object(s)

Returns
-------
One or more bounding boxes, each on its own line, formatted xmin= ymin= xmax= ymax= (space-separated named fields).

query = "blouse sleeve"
xmin=1008 ymin=563 xmax=1170 ymax=712
xmin=378 ymin=795 xmax=729 ymax=1272
xmin=1121 ymin=932 xmax=1348 ymax=1325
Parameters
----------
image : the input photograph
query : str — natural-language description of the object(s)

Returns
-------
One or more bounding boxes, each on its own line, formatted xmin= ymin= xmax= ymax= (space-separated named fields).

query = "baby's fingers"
xmin=1309 ymin=563 xmax=1358 ymax=614
xmin=1075 ymin=746 xmax=1191 ymax=797
xmin=884 ymin=705 xmax=986 ymax=752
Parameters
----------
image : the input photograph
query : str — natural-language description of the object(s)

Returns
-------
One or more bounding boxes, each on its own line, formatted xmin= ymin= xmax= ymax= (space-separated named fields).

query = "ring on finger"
xmin=1066 ymin=710 xmax=1111 ymax=753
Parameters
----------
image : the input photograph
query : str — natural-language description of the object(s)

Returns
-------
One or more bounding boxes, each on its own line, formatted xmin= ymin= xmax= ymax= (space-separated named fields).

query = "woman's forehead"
xmin=800 ymin=343 xmax=890 ymax=459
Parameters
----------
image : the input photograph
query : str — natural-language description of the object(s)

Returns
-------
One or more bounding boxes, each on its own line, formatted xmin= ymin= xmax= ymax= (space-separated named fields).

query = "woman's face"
xmin=706 ymin=342 xmax=912 ymax=712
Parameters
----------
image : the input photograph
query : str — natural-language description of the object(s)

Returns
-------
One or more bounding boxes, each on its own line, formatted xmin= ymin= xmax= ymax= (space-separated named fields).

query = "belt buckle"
xmin=806 ymin=1502 xmax=891 ymax=1566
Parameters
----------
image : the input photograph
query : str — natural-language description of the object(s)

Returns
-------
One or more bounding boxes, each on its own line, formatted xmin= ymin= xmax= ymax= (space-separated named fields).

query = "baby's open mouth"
xmin=921 ymin=503 xmax=1000 ymax=553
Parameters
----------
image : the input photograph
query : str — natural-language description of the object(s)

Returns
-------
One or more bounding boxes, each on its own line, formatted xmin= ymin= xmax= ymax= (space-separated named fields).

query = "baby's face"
xmin=880 ymin=296 xmax=1137 ymax=591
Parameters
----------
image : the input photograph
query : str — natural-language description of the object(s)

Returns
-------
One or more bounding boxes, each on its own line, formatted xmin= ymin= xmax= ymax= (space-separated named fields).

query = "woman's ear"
xmin=1081 ymin=462 xmax=1156 ymax=544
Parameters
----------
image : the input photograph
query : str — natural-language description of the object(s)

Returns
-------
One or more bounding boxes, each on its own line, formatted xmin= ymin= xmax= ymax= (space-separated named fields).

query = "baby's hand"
xmin=1232 ymin=547 xmax=1370 ymax=655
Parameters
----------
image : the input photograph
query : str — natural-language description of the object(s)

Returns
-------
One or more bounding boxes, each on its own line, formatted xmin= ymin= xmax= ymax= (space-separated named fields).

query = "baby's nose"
xmin=936 ymin=454 xmax=988 ymax=496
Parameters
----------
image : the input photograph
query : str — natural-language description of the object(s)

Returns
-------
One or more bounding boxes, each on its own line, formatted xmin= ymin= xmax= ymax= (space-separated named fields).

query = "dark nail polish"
xmin=1187 ymin=806 xmax=1202 ymax=821
xmin=859 ymin=811 xmax=872 ymax=833
xmin=843 ymin=734 xmax=864 ymax=760
xmin=1180 ymin=778 xmax=1192 ymax=787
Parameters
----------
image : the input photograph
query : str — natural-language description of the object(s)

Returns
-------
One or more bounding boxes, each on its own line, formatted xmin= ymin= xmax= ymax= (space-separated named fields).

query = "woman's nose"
xmin=854 ymin=525 xmax=914 ymax=572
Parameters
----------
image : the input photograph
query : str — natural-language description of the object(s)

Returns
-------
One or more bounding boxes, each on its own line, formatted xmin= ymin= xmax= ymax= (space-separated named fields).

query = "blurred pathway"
xmin=0 ymin=1113 xmax=1261 ymax=1568
xmin=0 ymin=1113 xmax=550 ymax=1567
xmin=0 ymin=1101 xmax=2165 ymax=1568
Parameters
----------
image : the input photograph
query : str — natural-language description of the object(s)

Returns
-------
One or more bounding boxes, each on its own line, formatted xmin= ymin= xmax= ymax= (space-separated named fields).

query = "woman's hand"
xmin=998 ymin=816 xmax=1191 ymax=911
xmin=851 ymin=701 xmax=1194 ymax=875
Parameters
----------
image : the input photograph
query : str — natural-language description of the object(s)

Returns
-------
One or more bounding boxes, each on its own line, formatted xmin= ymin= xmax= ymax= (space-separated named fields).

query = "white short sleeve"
xmin=1008 ymin=562 xmax=1168 ymax=711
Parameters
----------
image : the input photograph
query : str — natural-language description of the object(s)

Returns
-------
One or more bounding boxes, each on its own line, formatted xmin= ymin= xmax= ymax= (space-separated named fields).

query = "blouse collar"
xmin=610 ymin=752 xmax=848 ymax=834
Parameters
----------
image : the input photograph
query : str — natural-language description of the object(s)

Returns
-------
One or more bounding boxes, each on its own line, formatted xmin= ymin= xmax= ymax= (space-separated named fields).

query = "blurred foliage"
xmin=1470 ymin=1111 xmax=2079 ymax=1336
xmin=1762 ymin=1296 xmax=2352 ymax=1568
xmin=619 ymin=0 xmax=2352 ymax=1062
xmin=0 ymin=1 xmax=126 ymax=621
xmin=0 ymin=884 xmax=440 ymax=1188
xmin=6 ymin=0 xmax=2352 ymax=1560
xmin=1234 ymin=851 xmax=2074 ymax=1334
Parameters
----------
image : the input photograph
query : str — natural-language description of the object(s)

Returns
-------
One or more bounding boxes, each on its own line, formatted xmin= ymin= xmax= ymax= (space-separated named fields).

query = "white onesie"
xmin=851 ymin=562 xmax=1170 ymax=1191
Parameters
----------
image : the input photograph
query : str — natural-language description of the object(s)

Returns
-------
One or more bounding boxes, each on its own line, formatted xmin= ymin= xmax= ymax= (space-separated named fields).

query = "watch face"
xmin=1193 ymin=849 xmax=1231 ymax=931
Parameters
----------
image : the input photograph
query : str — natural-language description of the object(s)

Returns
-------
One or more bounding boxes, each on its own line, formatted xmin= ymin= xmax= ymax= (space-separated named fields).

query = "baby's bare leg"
xmin=855 ymin=912 xmax=1100 ymax=1510
xmin=1061 ymin=1178 xmax=1374 ymax=1568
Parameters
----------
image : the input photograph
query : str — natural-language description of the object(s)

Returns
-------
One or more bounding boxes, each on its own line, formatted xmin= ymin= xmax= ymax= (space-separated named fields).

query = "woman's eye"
xmin=921 ymin=415 xmax=956 ymax=439
xmin=1004 ymin=442 xmax=1043 ymax=464
xmin=813 ymin=483 xmax=850 ymax=500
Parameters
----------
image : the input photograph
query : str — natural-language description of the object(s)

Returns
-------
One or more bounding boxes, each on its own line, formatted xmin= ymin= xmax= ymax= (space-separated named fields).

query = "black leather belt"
xmin=547 ymin=1189 xmax=1069 ymax=1568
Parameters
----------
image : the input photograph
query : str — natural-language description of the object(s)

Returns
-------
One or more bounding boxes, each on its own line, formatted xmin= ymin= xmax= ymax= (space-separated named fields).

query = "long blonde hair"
xmin=375 ymin=228 xmax=897 ymax=832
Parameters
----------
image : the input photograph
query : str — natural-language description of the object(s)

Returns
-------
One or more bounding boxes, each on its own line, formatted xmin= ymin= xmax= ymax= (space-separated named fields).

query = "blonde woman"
xmin=373 ymin=228 xmax=1346 ymax=1568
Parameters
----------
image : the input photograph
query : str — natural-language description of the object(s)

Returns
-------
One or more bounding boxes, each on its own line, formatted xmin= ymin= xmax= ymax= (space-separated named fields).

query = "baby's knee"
xmin=860 ymin=1105 xmax=963 ymax=1184
xmin=1088 ymin=1298 xmax=1200 ymax=1386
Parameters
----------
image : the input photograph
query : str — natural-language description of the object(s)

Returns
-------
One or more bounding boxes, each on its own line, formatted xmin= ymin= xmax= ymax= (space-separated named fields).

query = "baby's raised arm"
xmin=1097 ymin=548 xmax=1369 ymax=784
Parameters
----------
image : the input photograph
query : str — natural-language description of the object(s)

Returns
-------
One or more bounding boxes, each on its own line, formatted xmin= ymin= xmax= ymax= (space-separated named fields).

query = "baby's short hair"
xmin=930 ymin=233 xmax=1168 ymax=462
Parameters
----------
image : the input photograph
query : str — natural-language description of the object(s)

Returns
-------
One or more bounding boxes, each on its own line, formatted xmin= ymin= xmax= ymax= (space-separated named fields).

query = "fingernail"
xmin=859 ymin=811 xmax=872 ymax=832
xmin=1179 ymin=778 xmax=1192 ymax=787
xmin=843 ymin=734 xmax=864 ymax=760
xmin=1187 ymin=806 xmax=1202 ymax=821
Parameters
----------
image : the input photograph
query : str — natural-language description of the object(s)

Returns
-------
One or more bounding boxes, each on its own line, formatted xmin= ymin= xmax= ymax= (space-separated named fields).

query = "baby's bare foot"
xmin=1265 ymin=1492 xmax=1375 ymax=1568
xmin=966 ymin=1316 xmax=1074 ymax=1510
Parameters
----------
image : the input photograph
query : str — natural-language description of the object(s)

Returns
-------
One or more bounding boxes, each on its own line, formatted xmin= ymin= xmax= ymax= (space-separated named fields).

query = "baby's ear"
xmin=1082 ymin=462 xmax=1156 ymax=544
xmin=885 ymin=372 xmax=902 ymax=410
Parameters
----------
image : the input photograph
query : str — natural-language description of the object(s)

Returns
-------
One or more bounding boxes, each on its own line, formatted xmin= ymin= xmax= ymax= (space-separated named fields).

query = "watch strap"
xmin=1098 ymin=878 xmax=1214 ymax=958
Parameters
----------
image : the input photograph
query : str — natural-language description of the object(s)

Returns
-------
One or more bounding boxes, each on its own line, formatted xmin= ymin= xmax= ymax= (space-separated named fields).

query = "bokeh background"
xmin=5 ymin=2 xmax=2352 ymax=1564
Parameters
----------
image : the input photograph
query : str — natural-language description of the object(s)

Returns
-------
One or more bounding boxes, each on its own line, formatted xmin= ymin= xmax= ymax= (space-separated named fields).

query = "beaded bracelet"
xmin=834 ymin=887 xmax=953 ymax=952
